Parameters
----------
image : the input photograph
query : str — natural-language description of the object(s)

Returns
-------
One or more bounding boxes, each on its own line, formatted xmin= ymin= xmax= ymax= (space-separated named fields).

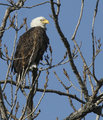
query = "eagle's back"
xmin=12 ymin=27 xmax=49 ymax=74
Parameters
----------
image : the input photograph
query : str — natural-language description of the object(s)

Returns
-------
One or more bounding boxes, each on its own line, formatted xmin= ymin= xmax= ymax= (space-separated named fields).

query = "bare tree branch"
xmin=0 ymin=0 xmax=102 ymax=119
xmin=0 ymin=80 xmax=85 ymax=104
xmin=23 ymin=71 xmax=49 ymax=120
xmin=63 ymin=68 xmax=80 ymax=92
xmin=71 ymin=0 xmax=84 ymax=40
xmin=65 ymin=101 xmax=102 ymax=120
xmin=50 ymin=0 xmax=89 ymax=101
xmin=67 ymin=90 xmax=76 ymax=112
xmin=22 ymin=1 xmax=50 ymax=8
xmin=92 ymin=0 xmax=100 ymax=81
xmin=0 ymin=85 xmax=8 ymax=120
xmin=0 ymin=3 xmax=11 ymax=7
xmin=0 ymin=0 xmax=27 ymax=40
xmin=2 ymin=13 xmax=18 ymax=91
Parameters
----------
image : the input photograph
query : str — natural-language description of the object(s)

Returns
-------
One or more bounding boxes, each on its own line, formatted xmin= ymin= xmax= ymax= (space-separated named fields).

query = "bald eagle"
xmin=12 ymin=16 xmax=49 ymax=82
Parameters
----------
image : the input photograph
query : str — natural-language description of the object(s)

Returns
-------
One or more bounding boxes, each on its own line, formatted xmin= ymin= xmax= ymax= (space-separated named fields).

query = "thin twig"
xmin=39 ymin=55 xmax=77 ymax=71
xmin=33 ymin=110 xmax=41 ymax=119
xmin=22 ymin=1 xmax=50 ymax=8
xmin=56 ymin=0 xmax=61 ymax=16
xmin=87 ymin=75 xmax=94 ymax=93
xmin=71 ymin=0 xmax=84 ymax=40
xmin=0 ymin=85 xmax=8 ymax=119
xmin=6 ymin=110 xmax=18 ymax=120
xmin=63 ymin=68 xmax=80 ymax=92
xmin=10 ymin=75 xmax=13 ymax=106
xmin=3 ymin=93 xmax=11 ymax=107
xmin=8 ymin=84 xmax=20 ymax=119
xmin=67 ymin=90 xmax=76 ymax=112
xmin=0 ymin=3 xmax=12 ymax=7
xmin=2 ymin=12 xmax=18 ymax=91
xmin=91 ymin=0 xmax=100 ymax=81
xmin=54 ymin=71 xmax=68 ymax=89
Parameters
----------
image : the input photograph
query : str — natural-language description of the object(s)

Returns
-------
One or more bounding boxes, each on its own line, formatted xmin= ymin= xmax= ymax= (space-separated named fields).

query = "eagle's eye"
xmin=40 ymin=19 xmax=44 ymax=22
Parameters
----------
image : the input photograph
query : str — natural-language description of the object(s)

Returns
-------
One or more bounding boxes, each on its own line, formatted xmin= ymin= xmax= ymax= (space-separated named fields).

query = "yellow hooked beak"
xmin=42 ymin=19 xmax=49 ymax=24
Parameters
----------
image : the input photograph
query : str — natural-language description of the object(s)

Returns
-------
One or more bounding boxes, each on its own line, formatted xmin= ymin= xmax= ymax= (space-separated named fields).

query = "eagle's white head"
xmin=30 ymin=16 xmax=49 ymax=29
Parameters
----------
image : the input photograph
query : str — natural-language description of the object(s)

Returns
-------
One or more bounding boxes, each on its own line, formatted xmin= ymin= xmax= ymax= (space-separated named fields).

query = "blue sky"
xmin=0 ymin=0 xmax=103 ymax=120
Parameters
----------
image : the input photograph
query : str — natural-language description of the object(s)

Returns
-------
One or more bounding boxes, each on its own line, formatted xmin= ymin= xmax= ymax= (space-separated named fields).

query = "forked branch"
xmin=50 ymin=0 xmax=89 ymax=101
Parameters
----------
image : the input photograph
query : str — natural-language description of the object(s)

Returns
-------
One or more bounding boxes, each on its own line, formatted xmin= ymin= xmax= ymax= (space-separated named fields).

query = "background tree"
xmin=0 ymin=0 xmax=103 ymax=120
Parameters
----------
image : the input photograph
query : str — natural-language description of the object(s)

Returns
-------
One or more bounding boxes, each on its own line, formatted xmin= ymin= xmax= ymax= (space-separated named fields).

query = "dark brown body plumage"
xmin=12 ymin=26 xmax=49 ymax=76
